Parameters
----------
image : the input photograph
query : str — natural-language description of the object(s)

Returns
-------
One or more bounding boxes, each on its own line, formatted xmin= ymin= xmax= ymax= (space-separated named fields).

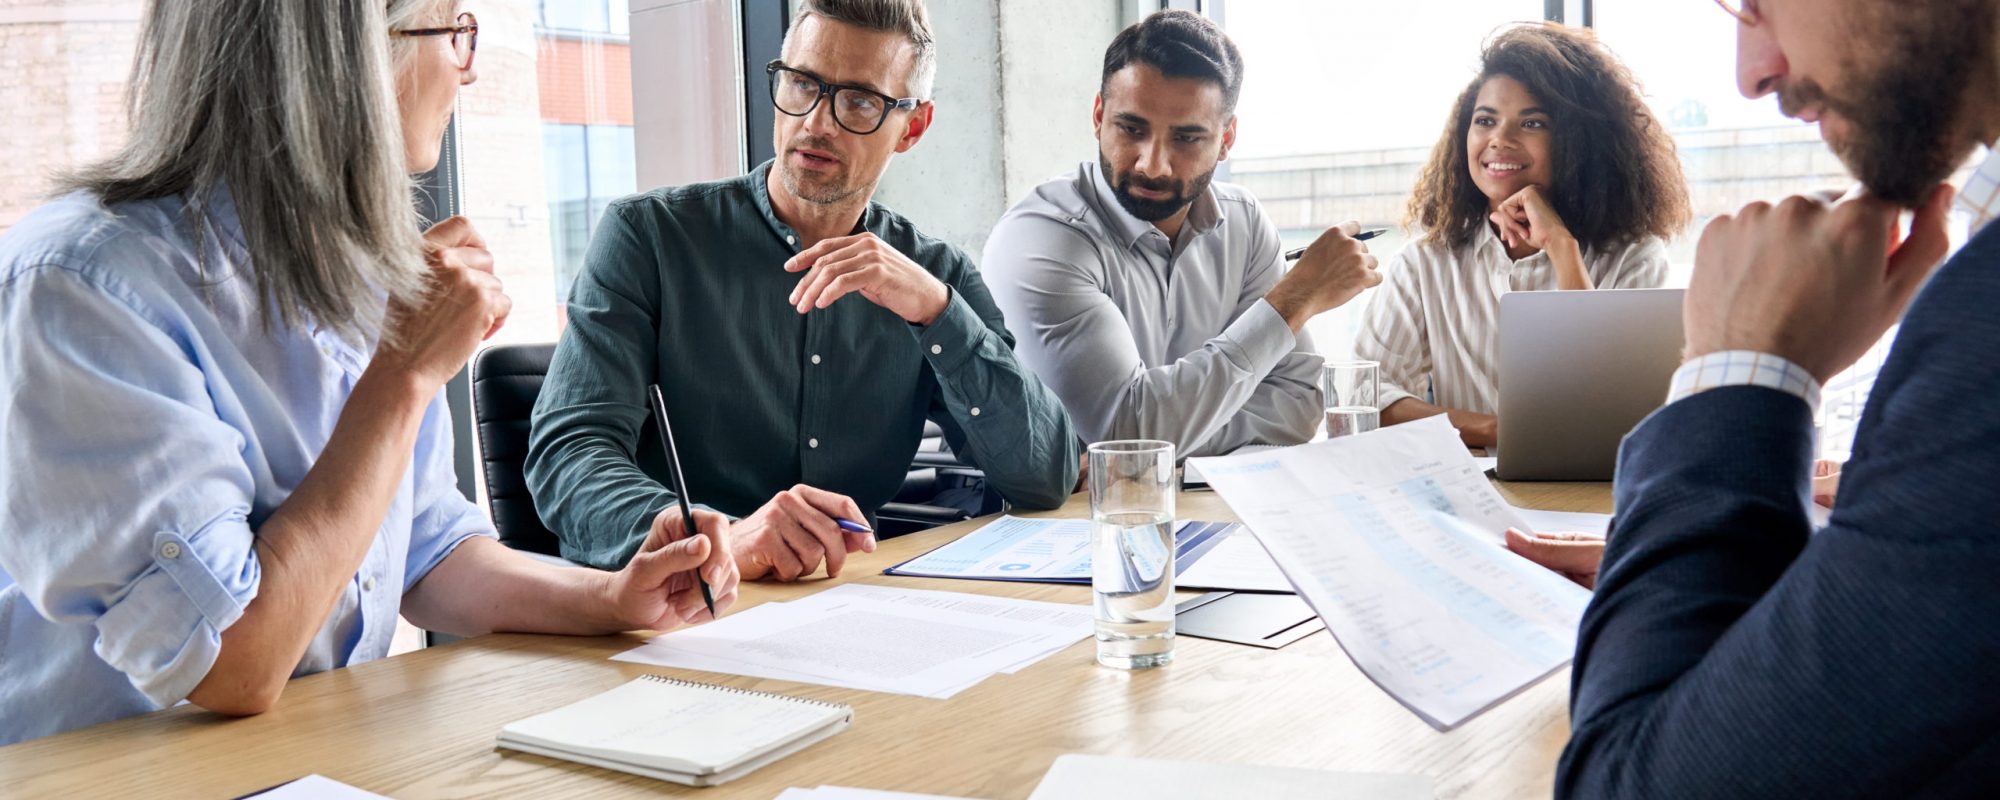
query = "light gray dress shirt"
xmin=982 ymin=161 xmax=1322 ymax=459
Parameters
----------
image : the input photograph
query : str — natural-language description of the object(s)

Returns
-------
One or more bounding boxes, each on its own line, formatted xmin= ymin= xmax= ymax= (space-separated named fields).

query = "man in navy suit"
xmin=1558 ymin=1 xmax=2000 ymax=797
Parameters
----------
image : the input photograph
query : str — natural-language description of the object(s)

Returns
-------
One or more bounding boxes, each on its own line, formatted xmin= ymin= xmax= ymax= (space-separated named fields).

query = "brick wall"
xmin=459 ymin=0 xmax=563 ymax=346
xmin=536 ymin=37 xmax=632 ymax=127
xmin=0 ymin=3 xmax=141 ymax=234
xmin=0 ymin=0 xmax=567 ymax=347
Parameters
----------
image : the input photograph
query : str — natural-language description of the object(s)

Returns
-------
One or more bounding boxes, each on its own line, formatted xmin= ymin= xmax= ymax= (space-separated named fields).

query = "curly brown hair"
xmin=1407 ymin=23 xmax=1691 ymax=253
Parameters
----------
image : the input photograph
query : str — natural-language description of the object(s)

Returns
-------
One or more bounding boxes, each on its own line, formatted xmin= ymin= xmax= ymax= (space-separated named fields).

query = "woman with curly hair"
xmin=1355 ymin=23 xmax=1691 ymax=449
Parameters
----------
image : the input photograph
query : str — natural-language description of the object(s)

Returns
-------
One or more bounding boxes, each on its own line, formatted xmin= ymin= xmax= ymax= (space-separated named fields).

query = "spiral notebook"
xmin=497 ymin=675 xmax=853 ymax=787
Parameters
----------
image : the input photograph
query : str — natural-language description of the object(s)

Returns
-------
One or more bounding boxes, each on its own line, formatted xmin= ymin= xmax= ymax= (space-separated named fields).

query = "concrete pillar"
xmin=629 ymin=0 xmax=744 ymax=190
xmin=871 ymin=0 xmax=1127 ymax=261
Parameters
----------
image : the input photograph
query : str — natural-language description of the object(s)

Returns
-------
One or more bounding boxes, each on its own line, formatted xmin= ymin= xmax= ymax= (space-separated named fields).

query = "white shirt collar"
xmin=1953 ymin=144 xmax=2000 ymax=235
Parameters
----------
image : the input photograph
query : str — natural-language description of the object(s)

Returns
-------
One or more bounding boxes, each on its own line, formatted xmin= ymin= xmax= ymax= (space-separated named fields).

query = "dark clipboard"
xmin=1174 ymin=591 xmax=1325 ymax=649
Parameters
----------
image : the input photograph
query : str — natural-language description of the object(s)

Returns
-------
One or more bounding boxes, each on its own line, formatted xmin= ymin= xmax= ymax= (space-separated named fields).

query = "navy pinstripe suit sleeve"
xmin=1558 ymin=235 xmax=2000 ymax=798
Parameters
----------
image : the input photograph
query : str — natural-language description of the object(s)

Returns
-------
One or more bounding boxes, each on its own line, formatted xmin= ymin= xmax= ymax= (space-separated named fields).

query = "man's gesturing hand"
xmin=786 ymin=233 xmax=951 ymax=326
xmin=1264 ymin=220 xmax=1383 ymax=331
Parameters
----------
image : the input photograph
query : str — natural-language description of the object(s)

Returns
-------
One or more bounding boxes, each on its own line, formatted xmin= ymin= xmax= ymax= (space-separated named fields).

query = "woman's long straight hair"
xmin=59 ymin=0 xmax=449 ymax=345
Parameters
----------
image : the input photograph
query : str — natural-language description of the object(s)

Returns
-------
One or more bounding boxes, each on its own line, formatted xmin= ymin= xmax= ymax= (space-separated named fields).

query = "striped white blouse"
xmin=1354 ymin=223 xmax=1670 ymax=415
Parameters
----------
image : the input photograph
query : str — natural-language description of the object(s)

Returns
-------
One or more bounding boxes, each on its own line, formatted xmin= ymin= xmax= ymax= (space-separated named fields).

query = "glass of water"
xmin=1322 ymin=360 xmax=1381 ymax=437
xmin=1088 ymin=439 xmax=1177 ymax=670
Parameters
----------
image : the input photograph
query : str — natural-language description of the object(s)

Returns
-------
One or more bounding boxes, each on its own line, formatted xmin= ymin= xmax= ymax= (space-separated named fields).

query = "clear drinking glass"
xmin=1088 ymin=440 xmax=1177 ymax=669
xmin=1322 ymin=360 xmax=1381 ymax=437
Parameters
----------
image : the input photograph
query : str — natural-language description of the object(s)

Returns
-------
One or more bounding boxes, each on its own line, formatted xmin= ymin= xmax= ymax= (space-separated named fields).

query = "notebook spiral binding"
xmin=639 ymin=674 xmax=852 ymax=713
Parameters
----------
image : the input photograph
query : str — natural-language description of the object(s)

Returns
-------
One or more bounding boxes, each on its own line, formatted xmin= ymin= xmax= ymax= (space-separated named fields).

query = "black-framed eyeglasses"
xmin=1713 ymin=0 xmax=1758 ymax=25
xmin=766 ymin=60 xmax=923 ymax=136
xmin=393 ymin=12 xmax=479 ymax=71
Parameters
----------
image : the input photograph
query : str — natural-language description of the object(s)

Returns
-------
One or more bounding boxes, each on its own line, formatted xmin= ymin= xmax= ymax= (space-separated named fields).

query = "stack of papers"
xmin=884 ymin=516 xmax=1288 ymax=594
xmin=1511 ymin=505 xmax=1613 ymax=537
xmin=1181 ymin=443 xmax=1286 ymax=487
xmin=1188 ymin=415 xmax=1593 ymax=730
xmin=778 ymin=788 xmax=982 ymax=800
xmin=1029 ymin=756 xmax=1432 ymax=800
xmin=613 ymin=584 xmax=1092 ymax=699
xmin=1173 ymin=529 xmax=1293 ymax=593
xmin=249 ymin=776 xmax=389 ymax=800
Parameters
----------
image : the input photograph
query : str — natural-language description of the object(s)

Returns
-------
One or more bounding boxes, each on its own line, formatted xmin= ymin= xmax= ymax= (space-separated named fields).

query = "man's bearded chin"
xmin=1825 ymin=4 xmax=1992 ymax=207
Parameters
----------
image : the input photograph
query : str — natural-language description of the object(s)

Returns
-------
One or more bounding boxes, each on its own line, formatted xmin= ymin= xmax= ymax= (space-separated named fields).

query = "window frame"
xmin=418 ymin=117 xmax=480 ymax=504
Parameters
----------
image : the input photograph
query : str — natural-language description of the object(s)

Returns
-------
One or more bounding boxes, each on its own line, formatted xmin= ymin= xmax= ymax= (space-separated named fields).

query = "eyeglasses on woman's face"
xmin=1713 ymin=0 xmax=1759 ymax=26
xmin=392 ymin=12 xmax=479 ymax=71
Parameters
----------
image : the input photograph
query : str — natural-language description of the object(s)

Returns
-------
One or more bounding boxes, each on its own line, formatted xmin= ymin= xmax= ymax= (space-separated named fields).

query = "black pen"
xmin=1285 ymin=227 xmax=1389 ymax=261
xmin=647 ymin=384 xmax=718 ymax=620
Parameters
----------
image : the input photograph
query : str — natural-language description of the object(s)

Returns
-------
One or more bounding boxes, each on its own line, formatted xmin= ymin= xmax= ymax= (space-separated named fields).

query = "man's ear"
xmin=895 ymin=102 xmax=934 ymax=154
xmin=1218 ymin=114 xmax=1238 ymax=163
xmin=1092 ymin=94 xmax=1106 ymax=139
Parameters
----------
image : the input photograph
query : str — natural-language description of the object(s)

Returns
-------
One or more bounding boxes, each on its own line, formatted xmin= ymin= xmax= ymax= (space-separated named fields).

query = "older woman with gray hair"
xmin=0 ymin=0 xmax=738 ymax=745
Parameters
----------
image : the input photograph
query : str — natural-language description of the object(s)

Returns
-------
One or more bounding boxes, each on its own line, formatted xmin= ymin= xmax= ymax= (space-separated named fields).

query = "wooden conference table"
xmin=0 ymin=481 xmax=1611 ymax=799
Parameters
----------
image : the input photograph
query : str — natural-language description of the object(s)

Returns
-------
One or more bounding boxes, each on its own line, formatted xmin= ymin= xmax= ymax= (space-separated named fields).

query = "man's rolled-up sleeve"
xmin=0 ymin=266 xmax=261 ymax=709
xmin=526 ymin=206 xmax=681 ymax=569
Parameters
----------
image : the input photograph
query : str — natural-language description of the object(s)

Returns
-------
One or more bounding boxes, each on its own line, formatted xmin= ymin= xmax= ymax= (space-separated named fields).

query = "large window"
xmin=457 ymin=0 xmax=639 ymax=344
xmin=539 ymin=0 xmax=630 ymax=36
xmin=543 ymin=123 xmax=636 ymax=301
xmin=1593 ymin=1 xmax=1981 ymax=458
xmin=1592 ymin=2 xmax=1845 ymax=280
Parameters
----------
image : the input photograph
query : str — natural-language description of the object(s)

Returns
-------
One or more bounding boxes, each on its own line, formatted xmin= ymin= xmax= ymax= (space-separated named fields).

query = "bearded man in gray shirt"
xmin=982 ymin=10 xmax=1381 ymax=458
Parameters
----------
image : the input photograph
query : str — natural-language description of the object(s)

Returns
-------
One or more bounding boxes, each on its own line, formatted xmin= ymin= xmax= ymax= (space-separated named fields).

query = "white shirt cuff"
xmin=1667 ymin=351 xmax=1823 ymax=417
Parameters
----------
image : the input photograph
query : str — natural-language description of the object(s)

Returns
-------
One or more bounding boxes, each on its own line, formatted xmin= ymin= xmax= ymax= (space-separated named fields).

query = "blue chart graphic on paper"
xmin=886 ymin=516 xmax=1239 ymax=584
xmin=1328 ymin=478 xmax=1575 ymax=670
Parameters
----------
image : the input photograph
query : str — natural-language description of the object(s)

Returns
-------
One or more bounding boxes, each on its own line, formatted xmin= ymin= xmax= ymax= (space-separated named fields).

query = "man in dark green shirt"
xmin=525 ymin=0 xmax=1079 ymax=580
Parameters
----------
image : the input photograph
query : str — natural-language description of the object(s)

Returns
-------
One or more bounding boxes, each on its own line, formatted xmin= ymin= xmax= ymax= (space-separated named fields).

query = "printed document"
xmin=614 ymin=584 xmax=1091 ymax=699
xmin=1172 ymin=530 xmax=1292 ymax=593
xmin=778 ymin=787 xmax=980 ymax=800
xmin=1187 ymin=415 xmax=1592 ymax=729
xmin=1029 ymin=755 xmax=1431 ymax=800
xmin=883 ymin=517 xmax=1238 ymax=586
xmin=1510 ymin=506 xmax=1613 ymax=538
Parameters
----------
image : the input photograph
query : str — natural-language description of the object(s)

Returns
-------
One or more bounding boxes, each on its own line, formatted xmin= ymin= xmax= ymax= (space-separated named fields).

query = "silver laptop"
xmin=1495 ymin=288 xmax=1685 ymax=482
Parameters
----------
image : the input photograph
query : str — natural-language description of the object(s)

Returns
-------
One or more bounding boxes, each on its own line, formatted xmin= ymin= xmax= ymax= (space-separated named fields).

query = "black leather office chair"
xmin=470 ymin=343 xmax=564 ymax=556
xmin=877 ymin=421 xmax=1003 ymax=537
xmin=469 ymin=344 xmax=987 ymax=552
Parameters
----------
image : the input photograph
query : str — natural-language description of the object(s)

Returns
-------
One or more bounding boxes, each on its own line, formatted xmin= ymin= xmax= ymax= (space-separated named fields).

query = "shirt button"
xmin=809 ymin=438 xmax=820 ymax=449
xmin=159 ymin=541 xmax=182 ymax=560
xmin=786 ymin=234 xmax=797 ymax=246
xmin=930 ymin=344 xmax=943 ymax=355
xmin=362 ymin=576 xmax=376 ymax=592
xmin=970 ymin=407 xmax=982 ymax=417
xmin=811 ymin=354 xmax=822 ymax=365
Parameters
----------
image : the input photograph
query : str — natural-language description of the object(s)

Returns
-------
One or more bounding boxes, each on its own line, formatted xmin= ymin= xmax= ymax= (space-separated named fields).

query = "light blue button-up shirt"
xmin=0 ymin=190 xmax=493 ymax=745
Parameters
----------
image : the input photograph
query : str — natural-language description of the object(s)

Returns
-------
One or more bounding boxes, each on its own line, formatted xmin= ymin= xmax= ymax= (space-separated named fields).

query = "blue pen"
xmin=837 ymin=518 xmax=873 ymax=535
